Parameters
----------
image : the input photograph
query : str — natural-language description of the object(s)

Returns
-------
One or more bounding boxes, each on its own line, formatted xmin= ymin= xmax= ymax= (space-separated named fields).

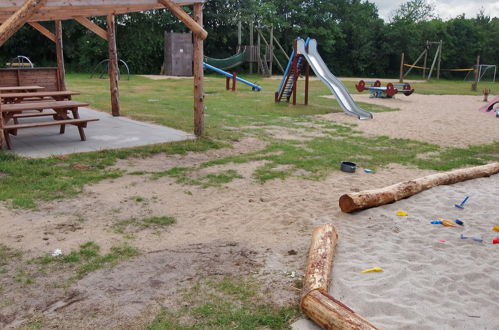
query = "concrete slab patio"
xmin=6 ymin=107 xmax=195 ymax=158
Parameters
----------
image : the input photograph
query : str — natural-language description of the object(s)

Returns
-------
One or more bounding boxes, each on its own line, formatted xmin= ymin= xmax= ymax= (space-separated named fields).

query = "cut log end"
xmin=339 ymin=194 xmax=356 ymax=213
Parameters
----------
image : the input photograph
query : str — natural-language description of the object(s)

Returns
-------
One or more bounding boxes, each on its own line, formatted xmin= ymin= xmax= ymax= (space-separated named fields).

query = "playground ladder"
xmin=277 ymin=55 xmax=306 ymax=102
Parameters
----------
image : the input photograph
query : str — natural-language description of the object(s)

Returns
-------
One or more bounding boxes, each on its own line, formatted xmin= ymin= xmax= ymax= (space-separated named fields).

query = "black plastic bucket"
xmin=340 ymin=161 xmax=357 ymax=173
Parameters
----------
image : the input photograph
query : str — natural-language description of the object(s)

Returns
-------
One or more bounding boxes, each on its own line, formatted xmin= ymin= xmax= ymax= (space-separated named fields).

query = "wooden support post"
xmin=232 ymin=72 xmax=237 ymax=91
xmin=304 ymin=62 xmax=310 ymax=105
xmin=249 ymin=23 xmax=254 ymax=74
xmin=54 ymin=20 xmax=66 ymax=91
xmin=28 ymin=22 xmax=55 ymax=42
xmin=0 ymin=98 xmax=4 ymax=150
xmin=237 ymin=21 xmax=242 ymax=48
xmin=423 ymin=41 xmax=428 ymax=79
xmin=437 ymin=40 xmax=442 ymax=80
xmin=158 ymin=0 xmax=207 ymax=40
xmin=399 ymin=52 xmax=404 ymax=83
xmin=193 ymin=3 xmax=204 ymax=136
xmin=292 ymin=61 xmax=298 ymax=105
xmin=107 ymin=14 xmax=120 ymax=117
xmin=0 ymin=0 xmax=48 ymax=47
xmin=75 ymin=17 xmax=108 ymax=41
xmin=257 ymin=26 xmax=261 ymax=75
xmin=226 ymin=76 xmax=230 ymax=91
xmin=269 ymin=25 xmax=274 ymax=76
xmin=472 ymin=55 xmax=480 ymax=91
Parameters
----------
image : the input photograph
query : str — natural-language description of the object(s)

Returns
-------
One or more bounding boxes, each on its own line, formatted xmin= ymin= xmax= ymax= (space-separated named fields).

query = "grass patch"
xmin=113 ymin=216 xmax=177 ymax=234
xmin=35 ymin=241 xmax=139 ymax=279
xmin=148 ymin=277 xmax=298 ymax=329
xmin=154 ymin=168 xmax=243 ymax=187
xmin=0 ymin=139 xmax=224 ymax=209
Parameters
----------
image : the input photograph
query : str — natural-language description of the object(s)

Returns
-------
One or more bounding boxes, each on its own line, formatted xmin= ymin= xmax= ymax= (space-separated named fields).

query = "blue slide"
xmin=203 ymin=63 xmax=262 ymax=91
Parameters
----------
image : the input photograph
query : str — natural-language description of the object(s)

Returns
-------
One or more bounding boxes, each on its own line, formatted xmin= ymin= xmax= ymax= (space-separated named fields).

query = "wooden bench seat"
xmin=1 ymin=100 xmax=89 ymax=112
xmin=13 ymin=111 xmax=56 ymax=119
xmin=1 ymin=100 xmax=98 ymax=150
xmin=4 ymin=118 xmax=98 ymax=130
xmin=2 ymin=118 xmax=99 ymax=150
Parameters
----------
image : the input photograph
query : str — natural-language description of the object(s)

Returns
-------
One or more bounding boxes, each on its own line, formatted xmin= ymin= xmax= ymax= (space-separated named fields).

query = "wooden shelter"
xmin=0 ymin=0 xmax=208 ymax=136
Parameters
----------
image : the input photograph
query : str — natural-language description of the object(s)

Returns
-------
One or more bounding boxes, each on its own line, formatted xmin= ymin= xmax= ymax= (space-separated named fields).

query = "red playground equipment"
xmin=356 ymin=80 xmax=414 ymax=98
xmin=478 ymin=95 xmax=499 ymax=117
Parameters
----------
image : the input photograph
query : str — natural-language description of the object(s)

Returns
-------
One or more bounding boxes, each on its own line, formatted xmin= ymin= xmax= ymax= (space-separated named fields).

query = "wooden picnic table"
xmin=0 ymin=90 xmax=79 ymax=104
xmin=0 ymin=100 xmax=98 ymax=150
xmin=0 ymin=86 xmax=45 ymax=93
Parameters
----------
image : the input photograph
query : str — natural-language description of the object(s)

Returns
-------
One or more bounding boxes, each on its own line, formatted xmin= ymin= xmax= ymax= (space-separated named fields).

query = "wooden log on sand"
xmin=301 ymin=224 xmax=379 ymax=330
xmin=339 ymin=163 xmax=499 ymax=213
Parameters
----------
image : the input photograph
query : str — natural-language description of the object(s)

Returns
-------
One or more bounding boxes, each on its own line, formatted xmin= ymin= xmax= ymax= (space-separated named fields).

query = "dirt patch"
xmin=1 ymin=241 xmax=300 ymax=329
xmin=321 ymin=94 xmax=499 ymax=147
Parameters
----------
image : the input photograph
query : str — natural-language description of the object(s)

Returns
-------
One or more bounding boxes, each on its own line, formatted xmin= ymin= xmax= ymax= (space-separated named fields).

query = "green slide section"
xmin=204 ymin=50 xmax=246 ymax=70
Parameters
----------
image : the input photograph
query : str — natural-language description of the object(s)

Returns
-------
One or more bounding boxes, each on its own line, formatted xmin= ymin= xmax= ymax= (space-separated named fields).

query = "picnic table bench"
xmin=0 ymin=100 xmax=99 ymax=150
xmin=0 ymin=90 xmax=79 ymax=104
xmin=0 ymin=86 xmax=44 ymax=93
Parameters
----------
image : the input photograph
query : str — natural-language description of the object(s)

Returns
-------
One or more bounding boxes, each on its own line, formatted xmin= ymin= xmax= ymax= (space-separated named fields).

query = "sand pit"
xmin=321 ymin=94 xmax=499 ymax=147
xmin=324 ymin=173 xmax=499 ymax=329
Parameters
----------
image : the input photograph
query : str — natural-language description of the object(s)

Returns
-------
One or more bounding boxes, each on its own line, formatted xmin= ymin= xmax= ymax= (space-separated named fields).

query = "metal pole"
xmin=494 ymin=65 xmax=497 ymax=83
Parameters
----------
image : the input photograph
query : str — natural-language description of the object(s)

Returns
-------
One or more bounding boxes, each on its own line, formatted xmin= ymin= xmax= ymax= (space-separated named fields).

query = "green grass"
xmin=153 ymin=168 xmax=243 ymax=187
xmin=148 ymin=277 xmax=298 ymax=329
xmin=113 ymin=216 xmax=177 ymax=234
xmin=1 ymin=74 xmax=497 ymax=208
xmin=0 ymin=139 xmax=223 ymax=208
xmin=35 ymin=241 xmax=139 ymax=279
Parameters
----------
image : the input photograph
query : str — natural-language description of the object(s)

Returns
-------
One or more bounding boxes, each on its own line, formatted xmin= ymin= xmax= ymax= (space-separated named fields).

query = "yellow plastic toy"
xmin=396 ymin=211 xmax=408 ymax=216
xmin=361 ymin=267 xmax=384 ymax=274
xmin=441 ymin=219 xmax=457 ymax=227
xmin=493 ymin=226 xmax=499 ymax=232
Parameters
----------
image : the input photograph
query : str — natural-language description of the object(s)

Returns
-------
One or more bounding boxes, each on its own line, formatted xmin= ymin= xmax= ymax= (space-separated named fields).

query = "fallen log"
xmin=339 ymin=163 xmax=499 ymax=213
xmin=301 ymin=289 xmax=379 ymax=330
xmin=302 ymin=223 xmax=338 ymax=294
xmin=301 ymin=224 xmax=378 ymax=329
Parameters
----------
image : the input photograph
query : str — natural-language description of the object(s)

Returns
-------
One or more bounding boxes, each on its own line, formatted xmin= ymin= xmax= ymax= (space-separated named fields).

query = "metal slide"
xmin=297 ymin=39 xmax=373 ymax=120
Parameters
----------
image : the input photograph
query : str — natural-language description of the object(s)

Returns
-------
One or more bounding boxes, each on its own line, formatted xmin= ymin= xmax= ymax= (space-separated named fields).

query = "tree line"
xmin=1 ymin=0 xmax=497 ymax=79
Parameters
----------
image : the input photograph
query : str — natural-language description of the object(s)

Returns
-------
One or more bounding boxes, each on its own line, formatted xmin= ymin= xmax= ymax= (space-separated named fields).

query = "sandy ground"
xmin=1 ymin=94 xmax=498 ymax=329
xmin=322 ymin=93 xmax=499 ymax=147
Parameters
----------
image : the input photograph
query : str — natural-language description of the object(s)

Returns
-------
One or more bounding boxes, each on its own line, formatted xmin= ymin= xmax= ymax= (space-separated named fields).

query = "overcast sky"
xmin=370 ymin=0 xmax=499 ymax=21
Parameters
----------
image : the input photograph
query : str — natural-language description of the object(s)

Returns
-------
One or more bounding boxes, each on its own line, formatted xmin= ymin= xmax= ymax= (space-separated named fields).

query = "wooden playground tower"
xmin=403 ymin=40 xmax=443 ymax=81
xmin=242 ymin=23 xmax=288 ymax=77
xmin=0 ymin=0 xmax=208 ymax=136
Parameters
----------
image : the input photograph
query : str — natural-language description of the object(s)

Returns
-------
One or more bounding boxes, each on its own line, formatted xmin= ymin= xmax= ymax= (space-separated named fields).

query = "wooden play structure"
xmin=301 ymin=223 xmax=379 ymax=329
xmin=339 ymin=163 xmax=499 ymax=213
xmin=0 ymin=0 xmax=208 ymax=137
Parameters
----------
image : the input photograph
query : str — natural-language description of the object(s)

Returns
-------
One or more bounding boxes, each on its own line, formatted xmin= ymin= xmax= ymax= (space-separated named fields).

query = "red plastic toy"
xmin=493 ymin=237 xmax=499 ymax=244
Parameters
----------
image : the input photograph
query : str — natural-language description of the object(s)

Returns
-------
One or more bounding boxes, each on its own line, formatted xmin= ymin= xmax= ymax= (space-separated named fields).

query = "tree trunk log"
xmin=339 ymin=163 xmax=499 ymax=213
xmin=302 ymin=223 xmax=338 ymax=295
xmin=301 ymin=224 xmax=378 ymax=329
xmin=301 ymin=289 xmax=379 ymax=330
xmin=158 ymin=0 xmax=208 ymax=40
xmin=0 ymin=0 xmax=47 ymax=47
